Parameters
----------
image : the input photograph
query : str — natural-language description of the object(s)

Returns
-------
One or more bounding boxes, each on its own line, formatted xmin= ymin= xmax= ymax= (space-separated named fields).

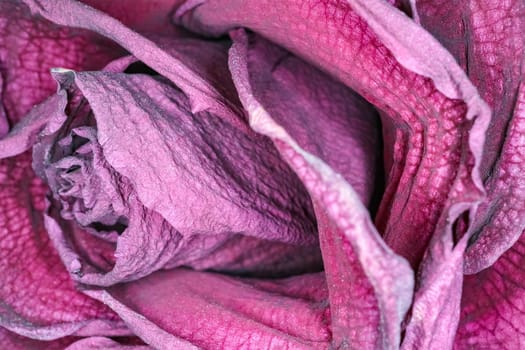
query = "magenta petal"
xmin=416 ymin=0 xmax=525 ymax=274
xmin=22 ymin=0 xmax=239 ymax=118
xmin=65 ymin=336 xmax=150 ymax=350
xmin=86 ymin=270 xmax=330 ymax=349
xmin=229 ymin=28 xmax=413 ymax=349
xmin=0 ymin=328 xmax=78 ymax=350
xmin=39 ymin=68 xmax=320 ymax=285
xmin=175 ymin=0 xmax=489 ymax=270
xmin=0 ymin=94 xmax=65 ymax=159
xmin=0 ymin=0 xmax=119 ymax=127
xmin=455 ymin=230 xmax=525 ymax=349
xmin=236 ymin=34 xmax=379 ymax=205
xmin=0 ymin=153 xmax=128 ymax=340
xmin=80 ymin=0 xmax=186 ymax=36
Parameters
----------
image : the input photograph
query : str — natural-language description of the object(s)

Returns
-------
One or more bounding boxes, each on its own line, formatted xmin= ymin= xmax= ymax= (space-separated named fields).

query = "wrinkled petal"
xmin=0 ymin=153 xmax=128 ymax=340
xmin=416 ymin=0 xmax=525 ymax=274
xmin=0 ymin=0 xmax=129 ymax=342
xmin=229 ymin=28 xmax=413 ymax=350
xmin=452 ymin=83 xmax=525 ymax=349
xmin=65 ymin=336 xmax=150 ymax=350
xmin=22 ymin=0 xmax=240 ymax=118
xmin=37 ymin=65 xmax=321 ymax=286
xmin=455 ymin=231 xmax=525 ymax=349
xmin=0 ymin=94 xmax=64 ymax=159
xmin=237 ymin=33 xmax=379 ymax=205
xmin=175 ymin=0 xmax=489 ymax=270
xmin=86 ymin=270 xmax=330 ymax=349
xmin=0 ymin=328 xmax=78 ymax=349
xmin=0 ymin=0 xmax=119 ymax=128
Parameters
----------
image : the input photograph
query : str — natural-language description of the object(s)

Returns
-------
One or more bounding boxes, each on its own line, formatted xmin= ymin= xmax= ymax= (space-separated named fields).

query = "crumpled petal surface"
xmin=86 ymin=270 xmax=330 ymax=349
xmin=417 ymin=0 xmax=525 ymax=274
xmin=0 ymin=0 xmax=118 ymax=129
xmin=176 ymin=2 xmax=491 ymax=349
xmin=229 ymin=29 xmax=413 ymax=350
xmin=0 ymin=0 xmax=130 ymax=341
xmin=175 ymin=0 xmax=489 ymax=270
xmin=414 ymin=0 xmax=525 ymax=348
xmin=35 ymin=59 xmax=322 ymax=285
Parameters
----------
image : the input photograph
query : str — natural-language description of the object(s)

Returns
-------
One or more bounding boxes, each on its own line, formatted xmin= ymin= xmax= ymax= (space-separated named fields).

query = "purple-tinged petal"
xmin=452 ymin=85 xmax=525 ymax=349
xmin=416 ymin=0 xmax=525 ymax=274
xmin=0 ymin=0 xmax=120 ymax=128
xmin=65 ymin=336 xmax=150 ymax=350
xmin=237 ymin=34 xmax=379 ymax=205
xmin=0 ymin=94 xmax=64 ymax=159
xmin=0 ymin=1 xmax=133 ymax=343
xmin=229 ymin=28 xmax=413 ymax=349
xmin=80 ymin=0 xmax=187 ymax=36
xmin=36 ymin=60 xmax=321 ymax=285
xmin=22 ymin=0 xmax=241 ymax=118
xmin=175 ymin=0 xmax=489 ymax=269
xmin=0 ymin=152 xmax=128 ymax=340
xmin=86 ymin=270 xmax=330 ymax=349
xmin=0 ymin=328 xmax=79 ymax=350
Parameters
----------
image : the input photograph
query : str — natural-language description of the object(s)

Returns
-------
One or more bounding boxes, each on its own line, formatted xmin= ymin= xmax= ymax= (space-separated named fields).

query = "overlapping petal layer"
xmin=175 ymin=0 xmax=489 ymax=269
xmin=0 ymin=0 xmax=128 ymax=342
xmin=414 ymin=1 xmax=525 ymax=347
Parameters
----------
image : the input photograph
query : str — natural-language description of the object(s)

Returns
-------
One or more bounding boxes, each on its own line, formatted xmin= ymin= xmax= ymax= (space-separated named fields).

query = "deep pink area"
xmin=0 ymin=152 xmax=123 ymax=338
xmin=0 ymin=1 xmax=119 ymax=127
xmin=0 ymin=328 xmax=78 ymax=349
xmin=414 ymin=1 xmax=525 ymax=347
xmin=97 ymin=270 xmax=330 ymax=349
xmin=242 ymin=34 xmax=379 ymax=205
xmin=176 ymin=0 xmax=483 ymax=273
xmin=418 ymin=0 xmax=525 ymax=274
xmin=454 ymin=86 xmax=525 ymax=349
xmin=0 ymin=0 xmax=129 ymax=342
xmin=229 ymin=29 xmax=413 ymax=349
xmin=81 ymin=0 xmax=187 ymax=36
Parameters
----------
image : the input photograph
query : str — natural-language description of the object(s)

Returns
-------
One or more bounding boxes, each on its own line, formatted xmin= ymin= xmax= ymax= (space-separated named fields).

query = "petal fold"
xmin=229 ymin=28 xmax=413 ymax=350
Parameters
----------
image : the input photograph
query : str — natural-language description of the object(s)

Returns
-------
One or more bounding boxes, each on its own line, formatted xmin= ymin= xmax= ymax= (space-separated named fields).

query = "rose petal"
xmin=22 ymin=0 xmax=240 ymax=118
xmin=236 ymin=33 xmax=379 ymax=205
xmin=415 ymin=0 xmax=525 ymax=274
xmin=86 ymin=270 xmax=330 ymax=349
xmin=37 ymin=62 xmax=321 ymax=285
xmin=0 ymin=0 xmax=119 ymax=128
xmin=0 ymin=328 xmax=78 ymax=350
xmin=0 ymin=1 xmax=129 ymax=342
xmin=80 ymin=0 xmax=187 ymax=36
xmin=65 ymin=336 xmax=150 ymax=350
xmin=174 ymin=0 xmax=489 ymax=270
xmin=0 ymin=153 xmax=128 ymax=340
xmin=229 ymin=28 xmax=413 ymax=349
xmin=450 ymin=85 xmax=525 ymax=349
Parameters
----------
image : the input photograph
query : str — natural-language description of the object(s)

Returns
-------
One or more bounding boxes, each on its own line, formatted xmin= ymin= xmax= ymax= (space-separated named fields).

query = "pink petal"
xmin=86 ymin=270 xmax=330 ymax=349
xmin=65 ymin=336 xmax=150 ymax=350
xmin=229 ymin=28 xmax=413 ymax=349
xmin=43 ymin=67 xmax=320 ymax=285
xmin=0 ymin=0 xmax=119 ymax=128
xmin=0 ymin=0 xmax=130 ymax=342
xmin=22 ymin=0 xmax=240 ymax=117
xmin=80 ymin=0 xmax=187 ymax=35
xmin=0 ymin=153 xmax=128 ymax=340
xmin=455 ymin=222 xmax=525 ymax=348
xmin=174 ymin=0 xmax=489 ymax=270
xmin=235 ymin=33 xmax=379 ymax=205
xmin=0 ymin=328 xmax=78 ymax=349
xmin=416 ymin=0 xmax=525 ymax=274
